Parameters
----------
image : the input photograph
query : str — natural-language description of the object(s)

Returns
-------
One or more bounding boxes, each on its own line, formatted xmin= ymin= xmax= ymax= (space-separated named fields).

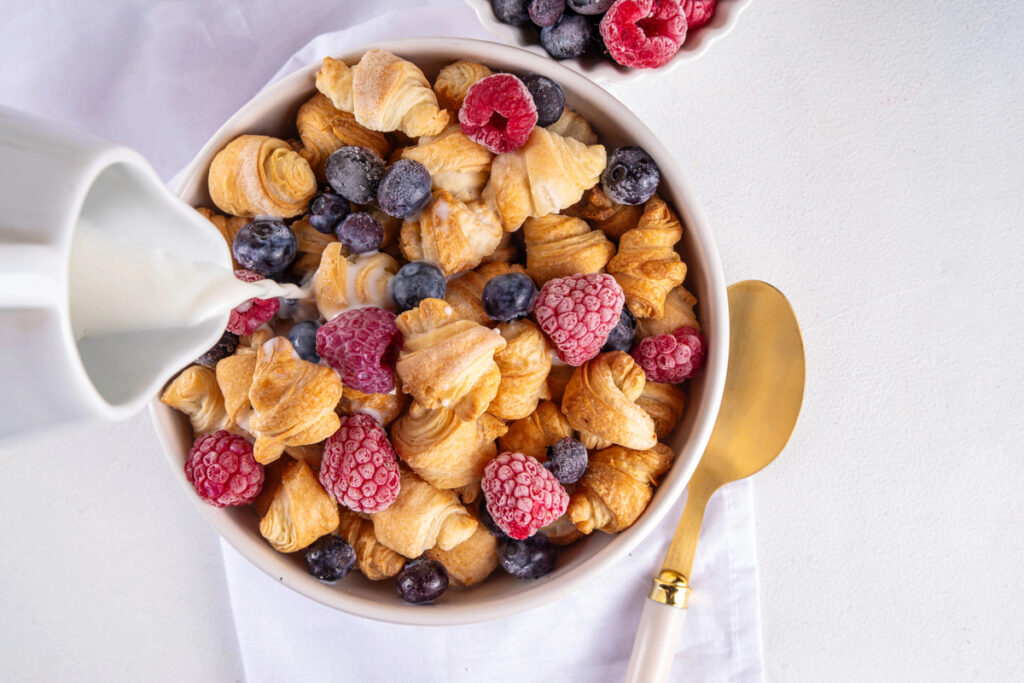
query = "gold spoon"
xmin=625 ymin=280 xmax=805 ymax=683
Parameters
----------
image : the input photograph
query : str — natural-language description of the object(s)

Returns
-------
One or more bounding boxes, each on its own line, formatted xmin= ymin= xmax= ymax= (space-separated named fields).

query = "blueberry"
xmin=336 ymin=212 xmax=383 ymax=254
xmin=195 ymin=330 xmax=239 ymax=366
xmin=482 ymin=272 xmax=538 ymax=322
xmin=377 ymin=159 xmax=432 ymax=219
xmin=521 ymin=74 xmax=565 ymax=127
xmin=540 ymin=11 xmax=591 ymax=60
xmin=498 ymin=535 xmax=556 ymax=579
xmin=304 ymin=535 xmax=356 ymax=582
xmin=492 ymin=0 xmax=531 ymax=25
xmin=396 ymin=558 xmax=449 ymax=604
xmin=601 ymin=146 xmax=660 ymax=205
xmin=529 ymin=0 xmax=564 ymax=27
xmin=566 ymin=0 xmax=613 ymax=14
xmin=390 ymin=261 xmax=446 ymax=312
xmin=478 ymin=501 xmax=508 ymax=538
xmin=308 ymin=189 xmax=350 ymax=234
xmin=602 ymin=308 xmax=636 ymax=352
xmin=545 ymin=437 xmax=588 ymax=484
xmin=325 ymin=146 xmax=385 ymax=205
xmin=288 ymin=320 xmax=321 ymax=363
xmin=232 ymin=220 xmax=297 ymax=276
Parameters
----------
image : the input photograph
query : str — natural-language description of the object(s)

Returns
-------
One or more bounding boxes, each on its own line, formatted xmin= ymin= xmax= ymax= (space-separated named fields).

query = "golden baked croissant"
xmin=247 ymin=337 xmax=343 ymax=464
xmin=208 ymin=134 xmax=317 ymax=218
xmin=296 ymin=92 xmax=390 ymax=180
xmin=545 ymin=106 xmax=598 ymax=145
xmin=488 ymin=320 xmax=552 ymax=421
xmin=523 ymin=213 xmax=615 ymax=284
xmin=561 ymin=351 xmax=657 ymax=451
xmin=546 ymin=362 xmax=575 ymax=403
xmin=637 ymin=381 xmax=687 ymax=439
xmin=636 ymin=285 xmax=701 ymax=338
xmin=392 ymin=403 xmax=507 ymax=490
xmin=196 ymin=207 xmax=246 ymax=269
xmin=400 ymin=191 xmax=504 ymax=277
xmin=371 ymin=468 xmax=478 ymax=558
xmin=482 ymin=230 xmax=518 ymax=264
xmin=445 ymin=261 xmax=527 ymax=326
xmin=236 ymin=326 xmax=274 ymax=356
xmin=498 ymin=400 xmax=572 ymax=461
xmin=290 ymin=216 xmax=338 ymax=274
xmin=315 ymin=50 xmax=449 ymax=138
xmin=283 ymin=442 xmax=324 ymax=471
xmin=539 ymin=513 xmax=584 ymax=545
xmin=568 ymin=443 xmax=674 ymax=534
xmin=425 ymin=523 xmax=498 ymax=587
xmin=313 ymin=242 xmax=398 ymax=320
xmin=161 ymin=365 xmax=233 ymax=436
xmin=395 ymin=298 xmax=506 ymax=421
xmin=259 ymin=458 xmax=340 ymax=552
xmin=336 ymin=509 xmax=405 ymax=580
xmin=433 ymin=60 xmax=492 ymax=112
xmin=565 ymin=185 xmax=643 ymax=241
xmin=482 ymin=127 xmax=606 ymax=232
xmin=215 ymin=352 xmax=258 ymax=430
xmin=401 ymin=125 xmax=494 ymax=202
xmin=607 ymin=196 xmax=688 ymax=319
xmin=337 ymin=379 xmax=407 ymax=427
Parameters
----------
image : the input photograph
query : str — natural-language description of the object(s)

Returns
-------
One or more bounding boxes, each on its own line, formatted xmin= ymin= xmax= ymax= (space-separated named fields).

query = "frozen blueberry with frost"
xmin=601 ymin=146 xmax=660 ymax=205
xmin=602 ymin=307 xmax=636 ymax=352
xmin=325 ymin=146 xmax=386 ymax=205
xmin=195 ymin=330 xmax=239 ymax=366
xmin=545 ymin=437 xmax=588 ymax=484
xmin=377 ymin=159 xmax=432 ymax=219
xmin=498 ymin=535 xmax=557 ymax=579
xmin=287 ymin=320 xmax=321 ymax=363
xmin=540 ymin=11 xmax=592 ymax=60
xmin=304 ymin=535 xmax=356 ymax=582
xmin=529 ymin=0 xmax=565 ymax=27
xmin=492 ymin=0 xmax=531 ymax=25
xmin=567 ymin=0 xmax=614 ymax=14
xmin=336 ymin=212 xmax=383 ymax=254
xmin=307 ymin=189 xmax=350 ymax=234
xmin=482 ymin=272 xmax=538 ymax=322
xmin=390 ymin=261 xmax=446 ymax=312
xmin=396 ymin=558 xmax=449 ymax=604
xmin=232 ymin=219 xmax=297 ymax=276
xmin=521 ymin=73 xmax=565 ymax=127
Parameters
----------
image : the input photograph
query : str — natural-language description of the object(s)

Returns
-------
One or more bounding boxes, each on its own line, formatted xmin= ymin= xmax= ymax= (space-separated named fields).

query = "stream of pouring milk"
xmin=69 ymin=217 xmax=306 ymax=339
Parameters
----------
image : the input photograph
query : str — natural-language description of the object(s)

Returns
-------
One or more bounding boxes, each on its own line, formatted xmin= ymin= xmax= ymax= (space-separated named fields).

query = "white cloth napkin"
xmin=220 ymin=4 xmax=764 ymax=682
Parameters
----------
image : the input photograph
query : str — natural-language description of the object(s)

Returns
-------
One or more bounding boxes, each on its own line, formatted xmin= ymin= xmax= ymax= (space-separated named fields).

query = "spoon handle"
xmin=625 ymin=598 xmax=687 ymax=683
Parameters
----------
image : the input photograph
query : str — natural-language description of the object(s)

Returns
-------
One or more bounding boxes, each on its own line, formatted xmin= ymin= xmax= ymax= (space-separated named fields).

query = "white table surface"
xmin=2 ymin=1 xmax=1023 ymax=681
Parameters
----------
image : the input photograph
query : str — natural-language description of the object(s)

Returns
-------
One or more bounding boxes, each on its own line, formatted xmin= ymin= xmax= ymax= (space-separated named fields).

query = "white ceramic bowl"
xmin=150 ymin=38 xmax=727 ymax=626
xmin=465 ymin=0 xmax=752 ymax=83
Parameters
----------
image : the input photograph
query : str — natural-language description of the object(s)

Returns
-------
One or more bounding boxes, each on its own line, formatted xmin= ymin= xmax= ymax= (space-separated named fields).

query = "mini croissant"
xmin=296 ymin=92 xmax=390 ymax=180
xmin=247 ymin=337 xmax=343 ymax=464
xmin=391 ymin=403 xmax=507 ymax=489
xmin=523 ymin=213 xmax=615 ymax=285
xmin=561 ymin=351 xmax=657 ymax=451
xmin=607 ymin=196 xmax=688 ymax=319
xmin=636 ymin=285 xmax=701 ymax=339
xmin=445 ymin=261 xmax=528 ymax=326
xmin=395 ymin=298 xmax=506 ymax=421
xmin=568 ymin=443 xmax=675 ymax=534
xmin=337 ymin=379 xmax=407 ymax=427
xmin=315 ymin=50 xmax=449 ymax=138
xmin=401 ymin=125 xmax=494 ymax=202
xmin=482 ymin=127 xmax=606 ymax=232
xmin=258 ymin=458 xmax=340 ymax=553
xmin=313 ymin=242 xmax=398 ymax=320
xmin=637 ymin=381 xmax=687 ymax=439
xmin=371 ymin=468 xmax=478 ymax=558
xmin=336 ymin=509 xmax=405 ymax=580
xmin=425 ymin=523 xmax=499 ymax=587
xmin=161 ymin=365 xmax=233 ymax=436
xmin=488 ymin=320 xmax=552 ymax=421
xmin=208 ymin=134 xmax=317 ymax=218
xmin=498 ymin=400 xmax=573 ymax=462
xmin=433 ymin=60 xmax=493 ymax=112
xmin=400 ymin=190 xmax=504 ymax=277
xmin=215 ymin=352 xmax=258 ymax=431
xmin=545 ymin=106 xmax=599 ymax=145
xmin=565 ymin=185 xmax=643 ymax=241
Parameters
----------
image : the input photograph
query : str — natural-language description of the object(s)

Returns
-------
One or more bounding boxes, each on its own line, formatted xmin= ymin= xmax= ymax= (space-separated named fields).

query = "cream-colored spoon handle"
xmin=625 ymin=598 xmax=687 ymax=683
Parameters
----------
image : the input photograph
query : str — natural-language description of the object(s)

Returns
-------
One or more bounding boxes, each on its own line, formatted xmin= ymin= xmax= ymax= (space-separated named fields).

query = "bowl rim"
xmin=152 ymin=37 xmax=728 ymax=626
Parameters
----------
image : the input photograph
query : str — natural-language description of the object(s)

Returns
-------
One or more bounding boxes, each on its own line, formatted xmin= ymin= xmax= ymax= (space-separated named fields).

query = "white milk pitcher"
xmin=0 ymin=106 xmax=287 ymax=441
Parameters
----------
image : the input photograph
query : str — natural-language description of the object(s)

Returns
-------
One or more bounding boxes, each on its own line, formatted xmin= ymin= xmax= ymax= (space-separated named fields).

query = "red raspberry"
xmin=316 ymin=307 xmax=401 ymax=394
xmin=532 ymin=273 xmax=625 ymax=366
xmin=482 ymin=451 xmax=569 ymax=540
xmin=185 ymin=431 xmax=264 ymax=507
xmin=631 ymin=326 xmax=706 ymax=382
xmin=458 ymin=74 xmax=538 ymax=154
xmin=600 ymin=0 xmax=687 ymax=69
xmin=682 ymin=0 xmax=716 ymax=29
xmin=319 ymin=414 xmax=401 ymax=513
xmin=226 ymin=269 xmax=280 ymax=335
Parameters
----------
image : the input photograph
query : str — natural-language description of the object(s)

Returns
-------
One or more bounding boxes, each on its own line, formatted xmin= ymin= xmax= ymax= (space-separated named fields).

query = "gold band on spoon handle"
xmin=649 ymin=473 xmax=717 ymax=607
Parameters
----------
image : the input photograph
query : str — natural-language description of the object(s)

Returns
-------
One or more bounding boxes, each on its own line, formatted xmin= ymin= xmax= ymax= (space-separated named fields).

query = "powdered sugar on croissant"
xmin=400 ymin=190 xmax=504 ymax=277
xmin=313 ymin=242 xmax=397 ymax=320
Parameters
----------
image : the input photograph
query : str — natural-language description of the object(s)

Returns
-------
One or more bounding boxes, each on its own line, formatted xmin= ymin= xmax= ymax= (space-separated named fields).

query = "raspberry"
xmin=532 ymin=273 xmax=625 ymax=366
xmin=185 ymin=431 xmax=264 ymax=507
xmin=315 ymin=307 xmax=401 ymax=394
xmin=482 ymin=452 xmax=569 ymax=540
xmin=600 ymin=0 xmax=687 ymax=69
xmin=319 ymin=414 xmax=401 ymax=513
xmin=631 ymin=325 xmax=706 ymax=382
xmin=459 ymin=74 xmax=538 ymax=155
xmin=226 ymin=269 xmax=280 ymax=335
xmin=682 ymin=0 xmax=716 ymax=29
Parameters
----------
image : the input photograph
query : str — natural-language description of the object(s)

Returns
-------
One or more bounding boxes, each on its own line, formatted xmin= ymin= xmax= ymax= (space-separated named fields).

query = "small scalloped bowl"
xmin=465 ymin=0 xmax=752 ymax=83
xmin=149 ymin=38 xmax=727 ymax=626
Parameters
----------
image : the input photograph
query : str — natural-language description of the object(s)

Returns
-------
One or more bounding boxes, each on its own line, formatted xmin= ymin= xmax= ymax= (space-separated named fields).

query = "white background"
xmin=1 ymin=1 xmax=1023 ymax=681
